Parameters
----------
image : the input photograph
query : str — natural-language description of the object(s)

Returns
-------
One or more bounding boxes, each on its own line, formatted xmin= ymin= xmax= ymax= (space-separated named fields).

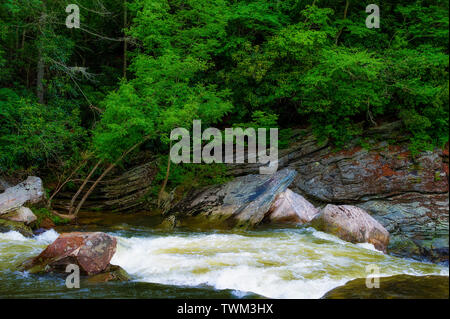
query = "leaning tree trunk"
xmin=123 ymin=0 xmax=128 ymax=79
xmin=71 ymin=136 xmax=152 ymax=217
xmin=36 ymin=46 xmax=45 ymax=104
xmin=157 ymin=141 xmax=172 ymax=207
xmin=48 ymin=158 xmax=89 ymax=208
xmin=67 ymin=159 xmax=102 ymax=214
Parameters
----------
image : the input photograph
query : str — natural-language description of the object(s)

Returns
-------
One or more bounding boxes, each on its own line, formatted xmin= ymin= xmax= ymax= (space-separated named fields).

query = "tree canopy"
xmin=1 ymin=0 xmax=448 ymax=177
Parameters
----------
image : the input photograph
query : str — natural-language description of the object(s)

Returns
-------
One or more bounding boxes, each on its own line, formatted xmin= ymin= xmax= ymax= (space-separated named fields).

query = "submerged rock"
xmin=85 ymin=264 xmax=130 ymax=283
xmin=322 ymin=275 xmax=449 ymax=299
xmin=311 ymin=204 xmax=390 ymax=253
xmin=1 ymin=207 xmax=37 ymax=225
xmin=0 ymin=219 xmax=34 ymax=237
xmin=20 ymin=232 xmax=117 ymax=275
xmin=266 ymin=189 xmax=319 ymax=224
xmin=165 ymin=168 xmax=297 ymax=229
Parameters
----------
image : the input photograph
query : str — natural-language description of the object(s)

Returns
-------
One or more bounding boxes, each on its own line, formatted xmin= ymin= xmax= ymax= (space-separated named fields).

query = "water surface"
xmin=0 ymin=215 xmax=448 ymax=299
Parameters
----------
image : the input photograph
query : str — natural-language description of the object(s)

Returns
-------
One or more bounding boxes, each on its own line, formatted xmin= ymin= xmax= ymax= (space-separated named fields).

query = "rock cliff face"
xmin=228 ymin=122 xmax=449 ymax=263
xmin=52 ymin=162 xmax=157 ymax=213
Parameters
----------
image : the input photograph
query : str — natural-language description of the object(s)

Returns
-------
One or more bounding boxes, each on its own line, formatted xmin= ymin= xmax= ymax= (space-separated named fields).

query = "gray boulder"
xmin=1 ymin=207 xmax=37 ymax=225
xmin=266 ymin=189 xmax=319 ymax=224
xmin=311 ymin=204 xmax=390 ymax=252
xmin=0 ymin=176 xmax=45 ymax=215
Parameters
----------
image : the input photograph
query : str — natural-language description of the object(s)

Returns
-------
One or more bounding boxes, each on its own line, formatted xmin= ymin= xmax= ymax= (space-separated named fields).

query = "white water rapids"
xmin=1 ymin=228 xmax=448 ymax=298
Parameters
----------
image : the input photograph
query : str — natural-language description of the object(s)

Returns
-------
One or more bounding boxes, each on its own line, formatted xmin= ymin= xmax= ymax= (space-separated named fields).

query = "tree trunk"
xmin=48 ymin=159 xmax=89 ymax=207
xmin=335 ymin=0 xmax=350 ymax=45
xmin=72 ymin=136 xmax=151 ymax=217
xmin=123 ymin=0 xmax=128 ymax=79
xmin=36 ymin=47 xmax=45 ymax=104
xmin=158 ymin=141 xmax=172 ymax=207
xmin=68 ymin=159 xmax=102 ymax=214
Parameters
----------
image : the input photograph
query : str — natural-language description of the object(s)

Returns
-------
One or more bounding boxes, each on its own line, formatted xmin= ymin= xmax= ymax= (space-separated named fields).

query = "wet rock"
xmin=266 ymin=189 xmax=319 ymax=224
xmin=1 ymin=207 xmax=37 ymax=225
xmin=85 ymin=264 xmax=130 ymax=283
xmin=39 ymin=217 xmax=56 ymax=230
xmin=0 ymin=219 xmax=34 ymax=237
xmin=20 ymin=232 xmax=117 ymax=275
xmin=321 ymin=275 xmax=449 ymax=299
xmin=33 ymin=228 xmax=48 ymax=236
xmin=360 ymin=193 xmax=449 ymax=263
xmin=165 ymin=168 xmax=297 ymax=228
xmin=311 ymin=204 xmax=390 ymax=252
xmin=0 ymin=176 xmax=45 ymax=215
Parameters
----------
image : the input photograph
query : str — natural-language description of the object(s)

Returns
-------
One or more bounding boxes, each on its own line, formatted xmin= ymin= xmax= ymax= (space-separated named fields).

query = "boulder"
xmin=311 ymin=204 xmax=390 ymax=252
xmin=1 ymin=207 xmax=37 ymax=225
xmin=0 ymin=219 xmax=34 ymax=237
xmin=165 ymin=168 xmax=297 ymax=228
xmin=321 ymin=275 xmax=449 ymax=299
xmin=0 ymin=176 xmax=45 ymax=215
xmin=266 ymin=189 xmax=319 ymax=224
xmin=21 ymin=232 xmax=117 ymax=275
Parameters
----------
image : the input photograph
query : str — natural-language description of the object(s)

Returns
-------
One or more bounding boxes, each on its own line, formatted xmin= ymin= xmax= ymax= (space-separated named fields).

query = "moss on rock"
xmin=0 ymin=219 xmax=34 ymax=237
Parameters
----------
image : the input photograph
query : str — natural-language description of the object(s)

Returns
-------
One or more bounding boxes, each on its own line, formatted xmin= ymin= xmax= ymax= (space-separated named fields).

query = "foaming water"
xmin=110 ymin=228 xmax=448 ymax=299
xmin=0 ymin=227 xmax=448 ymax=298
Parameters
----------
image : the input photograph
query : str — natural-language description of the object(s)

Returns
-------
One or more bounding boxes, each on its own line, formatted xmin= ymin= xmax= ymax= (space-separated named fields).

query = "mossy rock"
xmin=0 ymin=218 xmax=34 ymax=237
xmin=322 ymin=275 xmax=449 ymax=299
xmin=84 ymin=265 xmax=131 ymax=284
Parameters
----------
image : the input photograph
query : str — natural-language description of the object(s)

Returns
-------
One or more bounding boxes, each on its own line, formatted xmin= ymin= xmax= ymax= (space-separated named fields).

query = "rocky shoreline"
xmin=0 ymin=122 xmax=448 ymax=296
xmin=41 ymin=122 xmax=448 ymax=263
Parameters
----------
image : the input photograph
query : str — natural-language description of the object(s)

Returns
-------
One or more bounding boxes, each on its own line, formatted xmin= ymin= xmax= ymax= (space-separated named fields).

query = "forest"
xmin=0 ymin=0 xmax=448 ymax=216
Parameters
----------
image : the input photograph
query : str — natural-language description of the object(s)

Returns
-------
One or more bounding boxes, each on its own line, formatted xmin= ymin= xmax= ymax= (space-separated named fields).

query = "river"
xmin=0 ymin=213 xmax=448 ymax=299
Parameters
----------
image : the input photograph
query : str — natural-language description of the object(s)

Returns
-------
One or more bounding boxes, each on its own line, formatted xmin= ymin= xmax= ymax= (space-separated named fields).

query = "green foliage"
xmin=0 ymin=0 xmax=448 ymax=183
xmin=31 ymin=207 xmax=70 ymax=226
xmin=0 ymin=88 xmax=86 ymax=172
xmin=151 ymin=157 xmax=231 ymax=196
